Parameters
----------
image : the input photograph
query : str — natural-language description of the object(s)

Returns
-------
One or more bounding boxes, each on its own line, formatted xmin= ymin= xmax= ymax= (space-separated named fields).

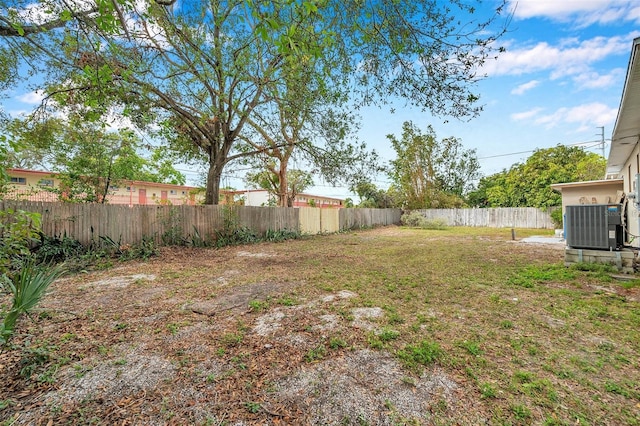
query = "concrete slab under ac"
xmin=521 ymin=236 xmax=565 ymax=245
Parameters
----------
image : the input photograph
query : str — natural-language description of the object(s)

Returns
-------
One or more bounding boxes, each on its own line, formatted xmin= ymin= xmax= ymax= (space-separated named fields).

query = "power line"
xmin=477 ymin=139 xmax=606 ymax=160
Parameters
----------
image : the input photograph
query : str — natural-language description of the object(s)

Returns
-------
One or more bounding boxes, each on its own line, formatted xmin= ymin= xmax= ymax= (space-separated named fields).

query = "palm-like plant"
xmin=1 ymin=260 xmax=64 ymax=347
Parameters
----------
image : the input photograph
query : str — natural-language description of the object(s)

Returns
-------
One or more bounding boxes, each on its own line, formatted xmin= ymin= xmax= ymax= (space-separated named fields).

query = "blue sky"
xmin=5 ymin=0 xmax=640 ymax=200
xmin=315 ymin=0 xmax=640 ymax=199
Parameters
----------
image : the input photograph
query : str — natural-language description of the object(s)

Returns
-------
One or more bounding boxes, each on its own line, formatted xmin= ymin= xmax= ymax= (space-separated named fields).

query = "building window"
xmin=181 ymin=191 xmax=186 ymax=195
xmin=38 ymin=179 xmax=54 ymax=187
xmin=170 ymin=190 xmax=177 ymax=195
xmin=126 ymin=186 xmax=134 ymax=192
xmin=109 ymin=185 xmax=119 ymax=191
xmin=10 ymin=177 xmax=27 ymax=185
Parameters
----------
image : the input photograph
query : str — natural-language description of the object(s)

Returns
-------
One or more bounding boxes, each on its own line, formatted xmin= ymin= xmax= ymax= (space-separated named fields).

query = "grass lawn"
xmin=1 ymin=226 xmax=639 ymax=425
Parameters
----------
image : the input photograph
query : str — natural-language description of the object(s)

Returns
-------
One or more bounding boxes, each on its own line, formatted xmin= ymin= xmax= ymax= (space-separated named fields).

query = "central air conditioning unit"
xmin=565 ymin=204 xmax=624 ymax=250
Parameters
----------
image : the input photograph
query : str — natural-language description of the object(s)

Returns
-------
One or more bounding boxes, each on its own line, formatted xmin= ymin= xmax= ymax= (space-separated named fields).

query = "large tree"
xmin=467 ymin=145 xmax=607 ymax=208
xmin=1 ymin=0 xmax=508 ymax=204
xmin=387 ymin=121 xmax=481 ymax=209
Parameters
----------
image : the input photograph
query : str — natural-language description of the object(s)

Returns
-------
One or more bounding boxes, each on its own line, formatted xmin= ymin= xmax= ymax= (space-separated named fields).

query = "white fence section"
xmin=415 ymin=207 xmax=554 ymax=229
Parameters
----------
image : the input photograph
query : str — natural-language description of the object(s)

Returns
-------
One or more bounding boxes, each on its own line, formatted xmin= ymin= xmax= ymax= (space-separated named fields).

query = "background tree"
xmin=351 ymin=180 xmax=398 ymax=208
xmin=387 ymin=121 xmax=480 ymax=209
xmin=1 ymin=0 xmax=508 ymax=205
xmin=3 ymin=113 xmax=184 ymax=202
xmin=245 ymin=168 xmax=313 ymax=207
xmin=467 ymin=145 xmax=607 ymax=208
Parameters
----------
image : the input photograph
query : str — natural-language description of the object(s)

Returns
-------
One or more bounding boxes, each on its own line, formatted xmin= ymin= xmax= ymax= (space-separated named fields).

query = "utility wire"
xmin=477 ymin=139 xmax=607 ymax=160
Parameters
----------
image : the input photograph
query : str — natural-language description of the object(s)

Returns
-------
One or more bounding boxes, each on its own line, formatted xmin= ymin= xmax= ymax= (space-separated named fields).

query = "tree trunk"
xmin=205 ymin=161 xmax=223 ymax=205
xmin=278 ymin=161 xmax=289 ymax=207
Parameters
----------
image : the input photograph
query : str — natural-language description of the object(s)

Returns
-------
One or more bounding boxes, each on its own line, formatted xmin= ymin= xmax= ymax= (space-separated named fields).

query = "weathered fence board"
xmin=299 ymin=207 xmax=321 ymax=234
xmin=1 ymin=200 xmax=553 ymax=248
xmin=415 ymin=207 xmax=554 ymax=229
xmin=339 ymin=208 xmax=403 ymax=230
xmin=0 ymin=201 xmax=300 ymax=246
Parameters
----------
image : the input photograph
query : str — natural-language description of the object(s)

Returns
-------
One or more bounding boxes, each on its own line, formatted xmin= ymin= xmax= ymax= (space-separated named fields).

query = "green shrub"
xmin=264 ymin=228 xmax=302 ymax=242
xmin=36 ymin=234 xmax=85 ymax=263
xmin=0 ymin=209 xmax=41 ymax=275
xmin=550 ymin=208 xmax=563 ymax=229
xmin=400 ymin=211 xmax=447 ymax=229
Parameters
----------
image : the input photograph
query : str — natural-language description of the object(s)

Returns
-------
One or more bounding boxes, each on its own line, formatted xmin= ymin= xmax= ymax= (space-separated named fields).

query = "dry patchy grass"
xmin=1 ymin=226 xmax=639 ymax=425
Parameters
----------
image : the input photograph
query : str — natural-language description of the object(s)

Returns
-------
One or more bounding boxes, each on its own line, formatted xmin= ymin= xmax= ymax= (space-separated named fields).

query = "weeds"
xmin=400 ymin=211 xmax=448 ymax=229
xmin=329 ymin=337 xmax=348 ymax=349
xmin=509 ymin=264 xmax=576 ymax=288
xmin=304 ymin=345 xmax=327 ymax=362
xmin=397 ymin=340 xmax=443 ymax=372
xmin=248 ymin=300 xmax=269 ymax=312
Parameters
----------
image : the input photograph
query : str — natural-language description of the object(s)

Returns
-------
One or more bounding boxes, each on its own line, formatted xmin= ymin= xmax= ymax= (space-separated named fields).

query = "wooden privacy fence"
xmin=0 ymin=200 xmax=402 ymax=246
xmin=415 ymin=207 xmax=554 ymax=229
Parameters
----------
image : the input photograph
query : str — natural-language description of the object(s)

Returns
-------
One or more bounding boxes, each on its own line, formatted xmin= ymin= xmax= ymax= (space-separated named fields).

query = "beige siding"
xmin=622 ymin=144 xmax=640 ymax=247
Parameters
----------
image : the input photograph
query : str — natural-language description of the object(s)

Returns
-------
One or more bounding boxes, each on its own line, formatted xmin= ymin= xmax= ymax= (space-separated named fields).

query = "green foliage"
xmin=160 ymin=207 xmax=185 ymax=246
xmin=329 ymin=337 xmax=348 ymax=349
xmin=263 ymin=228 xmax=302 ymax=242
xmin=1 ymin=260 xmax=65 ymax=346
xmin=0 ymin=209 xmax=41 ymax=274
xmin=352 ymin=180 xmax=398 ymax=208
xmin=511 ymin=404 xmax=532 ymax=420
xmin=468 ymin=145 xmax=606 ymax=208
xmin=388 ymin=122 xmax=480 ymax=209
xmin=3 ymin=115 xmax=185 ymax=203
xmin=4 ymin=0 xmax=506 ymax=205
xmin=479 ymin=382 xmax=497 ymax=399
xmin=397 ymin=340 xmax=443 ymax=372
xmin=304 ymin=344 xmax=327 ymax=362
xmin=509 ymin=264 xmax=576 ymax=288
xmin=378 ymin=328 xmax=400 ymax=342
xmin=119 ymin=236 xmax=158 ymax=261
xmin=400 ymin=211 xmax=448 ymax=229
xmin=246 ymin=168 xmax=314 ymax=207
xmin=35 ymin=234 xmax=85 ymax=263
xmin=214 ymin=207 xmax=259 ymax=248
xmin=248 ymin=300 xmax=269 ymax=312
xmin=569 ymin=262 xmax=615 ymax=274
xmin=244 ymin=401 xmax=261 ymax=414
xmin=550 ymin=208 xmax=564 ymax=229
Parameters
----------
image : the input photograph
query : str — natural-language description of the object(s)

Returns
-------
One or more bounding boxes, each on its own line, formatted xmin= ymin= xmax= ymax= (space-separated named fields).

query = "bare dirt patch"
xmin=187 ymin=281 xmax=292 ymax=316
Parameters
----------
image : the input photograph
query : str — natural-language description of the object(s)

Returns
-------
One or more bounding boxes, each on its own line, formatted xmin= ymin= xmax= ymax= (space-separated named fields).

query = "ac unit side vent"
xmin=565 ymin=204 xmax=623 ymax=250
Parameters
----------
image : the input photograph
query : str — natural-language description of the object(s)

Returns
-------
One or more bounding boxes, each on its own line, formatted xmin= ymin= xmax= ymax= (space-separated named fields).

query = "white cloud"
xmin=511 ymin=107 xmax=544 ymax=121
xmin=482 ymin=33 xmax=638 ymax=79
xmin=532 ymin=102 xmax=617 ymax=131
xmin=573 ymin=68 xmax=625 ymax=90
xmin=16 ymin=90 xmax=45 ymax=105
xmin=511 ymin=80 xmax=539 ymax=95
xmin=8 ymin=109 xmax=30 ymax=118
xmin=508 ymin=0 xmax=640 ymax=25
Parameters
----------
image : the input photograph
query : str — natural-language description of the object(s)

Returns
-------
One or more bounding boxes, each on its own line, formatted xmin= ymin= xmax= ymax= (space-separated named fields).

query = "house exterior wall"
xmin=559 ymin=184 xmax=623 ymax=212
xmin=243 ymin=190 xmax=273 ymax=206
xmin=236 ymin=189 xmax=344 ymax=208
xmin=621 ymin=144 xmax=640 ymax=246
xmin=4 ymin=169 xmax=202 ymax=205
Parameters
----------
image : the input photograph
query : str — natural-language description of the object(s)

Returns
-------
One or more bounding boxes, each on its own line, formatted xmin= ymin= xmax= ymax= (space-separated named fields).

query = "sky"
xmin=314 ymin=0 xmax=640 ymax=200
xmin=4 ymin=0 xmax=640 ymax=201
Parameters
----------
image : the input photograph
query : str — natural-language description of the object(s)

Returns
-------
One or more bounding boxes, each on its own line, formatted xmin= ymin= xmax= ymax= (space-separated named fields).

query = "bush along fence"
xmin=0 ymin=201 xmax=403 ymax=247
xmin=414 ymin=207 xmax=555 ymax=229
